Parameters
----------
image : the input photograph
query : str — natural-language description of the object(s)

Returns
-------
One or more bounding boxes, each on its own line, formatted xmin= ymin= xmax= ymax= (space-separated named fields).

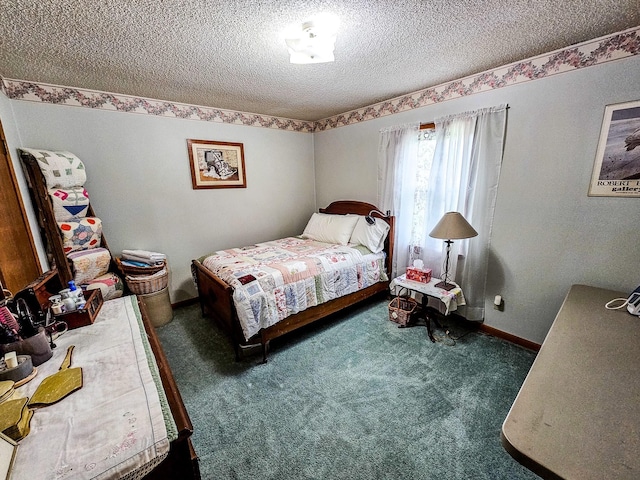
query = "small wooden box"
xmin=55 ymin=289 xmax=103 ymax=330
xmin=13 ymin=269 xmax=62 ymax=325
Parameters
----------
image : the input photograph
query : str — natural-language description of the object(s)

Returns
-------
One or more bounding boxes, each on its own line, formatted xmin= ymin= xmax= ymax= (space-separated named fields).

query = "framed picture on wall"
xmin=187 ymin=139 xmax=246 ymax=189
xmin=589 ymin=99 xmax=640 ymax=197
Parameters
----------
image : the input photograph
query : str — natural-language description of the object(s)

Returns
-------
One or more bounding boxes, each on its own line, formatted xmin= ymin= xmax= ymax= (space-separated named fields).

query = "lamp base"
xmin=434 ymin=281 xmax=456 ymax=291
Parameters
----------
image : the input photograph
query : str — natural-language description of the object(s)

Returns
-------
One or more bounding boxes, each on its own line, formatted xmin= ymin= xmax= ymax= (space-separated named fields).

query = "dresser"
xmin=9 ymin=295 xmax=199 ymax=479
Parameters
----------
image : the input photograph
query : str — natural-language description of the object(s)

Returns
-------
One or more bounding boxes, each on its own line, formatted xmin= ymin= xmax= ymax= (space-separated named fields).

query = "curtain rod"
xmin=420 ymin=105 xmax=510 ymax=129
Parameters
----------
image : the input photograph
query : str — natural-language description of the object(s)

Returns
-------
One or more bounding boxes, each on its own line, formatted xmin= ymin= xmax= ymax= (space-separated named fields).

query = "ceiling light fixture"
xmin=284 ymin=14 xmax=339 ymax=64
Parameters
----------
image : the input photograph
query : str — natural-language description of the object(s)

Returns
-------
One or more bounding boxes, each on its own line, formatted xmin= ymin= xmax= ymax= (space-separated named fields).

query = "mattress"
xmin=201 ymin=237 xmax=388 ymax=340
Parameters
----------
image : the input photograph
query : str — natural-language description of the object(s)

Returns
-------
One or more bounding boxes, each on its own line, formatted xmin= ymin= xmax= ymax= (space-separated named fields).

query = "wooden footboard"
xmin=192 ymin=200 xmax=395 ymax=361
xmin=191 ymin=259 xmax=245 ymax=357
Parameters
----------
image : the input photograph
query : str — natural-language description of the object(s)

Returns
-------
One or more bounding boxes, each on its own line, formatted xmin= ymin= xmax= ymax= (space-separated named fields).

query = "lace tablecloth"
xmin=390 ymin=274 xmax=465 ymax=315
xmin=11 ymin=295 xmax=177 ymax=480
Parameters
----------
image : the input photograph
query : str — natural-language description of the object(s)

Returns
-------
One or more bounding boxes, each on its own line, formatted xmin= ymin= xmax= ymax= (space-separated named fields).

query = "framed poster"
xmin=589 ymin=100 xmax=640 ymax=197
xmin=187 ymin=139 xmax=246 ymax=189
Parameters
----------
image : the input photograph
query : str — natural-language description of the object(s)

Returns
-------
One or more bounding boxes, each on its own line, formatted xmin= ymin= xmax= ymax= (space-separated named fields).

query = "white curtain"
xmin=377 ymin=123 xmax=420 ymax=279
xmin=422 ymin=105 xmax=508 ymax=320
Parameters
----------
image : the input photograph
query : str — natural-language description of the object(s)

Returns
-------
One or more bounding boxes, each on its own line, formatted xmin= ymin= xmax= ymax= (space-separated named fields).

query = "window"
xmin=409 ymin=126 xmax=436 ymax=262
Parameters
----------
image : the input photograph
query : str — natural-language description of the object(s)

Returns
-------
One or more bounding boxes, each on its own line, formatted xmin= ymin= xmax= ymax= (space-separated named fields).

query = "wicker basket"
xmin=388 ymin=296 xmax=418 ymax=326
xmin=125 ymin=268 xmax=168 ymax=295
xmin=116 ymin=257 xmax=165 ymax=276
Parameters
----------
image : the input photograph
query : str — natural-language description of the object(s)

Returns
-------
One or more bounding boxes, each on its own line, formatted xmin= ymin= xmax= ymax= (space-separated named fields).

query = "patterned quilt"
xmin=201 ymin=237 xmax=388 ymax=340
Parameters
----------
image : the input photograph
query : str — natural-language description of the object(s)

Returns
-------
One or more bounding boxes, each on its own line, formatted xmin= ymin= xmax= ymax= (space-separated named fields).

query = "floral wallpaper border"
xmin=2 ymin=26 xmax=639 ymax=133
xmin=0 ymin=81 xmax=316 ymax=133
xmin=315 ymin=26 xmax=640 ymax=131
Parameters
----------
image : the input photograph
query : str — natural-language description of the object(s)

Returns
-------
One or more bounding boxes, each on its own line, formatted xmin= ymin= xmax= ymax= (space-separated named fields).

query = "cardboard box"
xmin=406 ymin=266 xmax=432 ymax=283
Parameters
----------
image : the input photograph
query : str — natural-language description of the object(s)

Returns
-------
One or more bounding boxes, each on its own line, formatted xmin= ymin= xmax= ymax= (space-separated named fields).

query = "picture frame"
xmin=187 ymin=139 xmax=246 ymax=189
xmin=589 ymin=99 xmax=640 ymax=197
xmin=0 ymin=432 xmax=18 ymax=480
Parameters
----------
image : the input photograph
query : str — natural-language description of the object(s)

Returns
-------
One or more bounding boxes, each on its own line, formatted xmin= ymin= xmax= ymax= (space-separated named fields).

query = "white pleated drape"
xmin=378 ymin=106 xmax=507 ymax=321
xmin=377 ymin=123 xmax=420 ymax=279
xmin=423 ymin=104 xmax=508 ymax=320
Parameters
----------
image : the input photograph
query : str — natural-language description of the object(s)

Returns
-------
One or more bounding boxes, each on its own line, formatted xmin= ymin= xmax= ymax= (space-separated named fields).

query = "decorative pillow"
xmin=58 ymin=217 xmax=102 ymax=253
xmin=20 ymin=148 xmax=87 ymax=189
xmin=301 ymin=213 xmax=359 ymax=245
xmin=349 ymin=215 xmax=391 ymax=253
xmin=49 ymin=187 xmax=90 ymax=221
xmin=83 ymin=272 xmax=124 ymax=301
xmin=67 ymin=248 xmax=111 ymax=285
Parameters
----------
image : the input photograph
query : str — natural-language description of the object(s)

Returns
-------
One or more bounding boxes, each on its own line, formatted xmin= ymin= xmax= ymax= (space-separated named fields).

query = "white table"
xmin=389 ymin=274 xmax=466 ymax=341
xmin=502 ymin=284 xmax=640 ymax=479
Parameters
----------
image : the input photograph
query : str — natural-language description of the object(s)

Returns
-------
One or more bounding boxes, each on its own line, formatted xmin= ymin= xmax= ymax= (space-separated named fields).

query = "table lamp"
xmin=429 ymin=212 xmax=477 ymax=290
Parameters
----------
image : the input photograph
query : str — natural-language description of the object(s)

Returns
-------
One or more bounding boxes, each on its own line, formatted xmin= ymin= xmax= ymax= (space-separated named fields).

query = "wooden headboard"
xmin=319 ymin=200 xmax=395 ymax=277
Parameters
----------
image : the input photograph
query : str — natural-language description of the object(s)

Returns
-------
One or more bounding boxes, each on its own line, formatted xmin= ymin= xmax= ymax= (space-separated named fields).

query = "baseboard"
xmin=479 ymin=324 xmax=541 ymax=352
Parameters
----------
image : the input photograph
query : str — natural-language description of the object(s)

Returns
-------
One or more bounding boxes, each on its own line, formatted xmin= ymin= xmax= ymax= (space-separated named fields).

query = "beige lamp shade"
xmin=429 ymin=212 xmax=478 ymax=240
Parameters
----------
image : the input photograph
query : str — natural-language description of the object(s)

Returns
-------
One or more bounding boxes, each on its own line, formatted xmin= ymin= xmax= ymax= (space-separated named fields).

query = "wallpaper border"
xmin=0 ymin=80 xmax=316 ymax=133
xmin=315 ymin=25 xmax=640 ymax=131
xmin=2 ymin=26 xmax=639 ymax=133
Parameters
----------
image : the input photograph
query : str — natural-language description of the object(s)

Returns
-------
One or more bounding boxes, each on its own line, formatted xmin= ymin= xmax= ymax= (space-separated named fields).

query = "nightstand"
xmin=390 ymin=274 xmax=466 ymax=342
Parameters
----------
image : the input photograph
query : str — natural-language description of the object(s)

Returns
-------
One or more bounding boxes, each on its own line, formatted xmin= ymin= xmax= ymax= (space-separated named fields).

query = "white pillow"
xmin=301 ymin=213 xmax=359 ymax=245
xmin=349 ymin=215 xmax=390 ymax=253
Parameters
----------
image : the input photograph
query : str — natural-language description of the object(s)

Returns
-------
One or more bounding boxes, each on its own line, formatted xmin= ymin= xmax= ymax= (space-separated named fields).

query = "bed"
xmin=191 ymin=201 xmax=395 ymax=361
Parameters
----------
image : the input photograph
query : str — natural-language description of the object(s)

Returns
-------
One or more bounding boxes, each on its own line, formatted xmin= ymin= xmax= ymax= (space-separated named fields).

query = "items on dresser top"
xmin=28 ymin=345 xmax=83 ymax=409
xmin=0 ymin=275 xmax=59 ymax=368
xmin=10 ymin=295 xmax=179 ymax=480
xmin=0 ymin=354 xmax=34 ymax=386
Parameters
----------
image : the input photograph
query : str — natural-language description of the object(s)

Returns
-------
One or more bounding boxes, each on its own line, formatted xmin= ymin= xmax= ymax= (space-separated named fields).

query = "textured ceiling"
xmin=0 ymin=1 xmax=638 ymax=121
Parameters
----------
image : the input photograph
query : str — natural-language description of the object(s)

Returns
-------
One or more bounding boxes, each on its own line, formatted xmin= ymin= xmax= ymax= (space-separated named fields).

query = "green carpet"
xmin=156 ymin=297 xmax=538 ymax=480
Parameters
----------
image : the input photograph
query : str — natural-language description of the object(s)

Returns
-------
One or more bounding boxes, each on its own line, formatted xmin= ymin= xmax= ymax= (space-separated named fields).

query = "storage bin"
xmin=139 ymin=287 xmax=173 ymax=327
xmin=388 ymin=296 xmax=418 ymax=327
xmin=115 ymin=257 xmax=166 ymax=276
xmin=125 ymin=268 xmax=168 ymax=295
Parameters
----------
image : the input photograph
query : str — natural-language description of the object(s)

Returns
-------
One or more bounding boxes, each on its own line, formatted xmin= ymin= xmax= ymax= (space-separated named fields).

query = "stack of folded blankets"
xmin=119 ymin=250 xmax=169 ymax=295
xmin=121 ymin=250 xmax=166 ymax=266
xmin=19 ymin=149 xmax=124 ymax=301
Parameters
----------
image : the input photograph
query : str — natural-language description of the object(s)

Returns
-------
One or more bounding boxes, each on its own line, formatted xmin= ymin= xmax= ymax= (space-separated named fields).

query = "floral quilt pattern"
xmin=202 ymin=237 xmax=387 ymax=340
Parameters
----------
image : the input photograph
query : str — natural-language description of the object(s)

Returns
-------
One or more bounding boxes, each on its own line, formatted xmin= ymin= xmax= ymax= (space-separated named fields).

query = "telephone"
xmin=627 ymin=286 xmax=640 ymax=316
xmin=605 ymin=285 xmax=640 ymax=316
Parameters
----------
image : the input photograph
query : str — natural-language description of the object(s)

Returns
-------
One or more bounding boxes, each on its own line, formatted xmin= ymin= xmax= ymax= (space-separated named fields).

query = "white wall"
xmin=3 ymin=54 xmax=639 ymax=344
xmin=314 ymin=55 xmax=640 ymax=344
xmin=4 ymin=102 xmax=316 ymax=302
